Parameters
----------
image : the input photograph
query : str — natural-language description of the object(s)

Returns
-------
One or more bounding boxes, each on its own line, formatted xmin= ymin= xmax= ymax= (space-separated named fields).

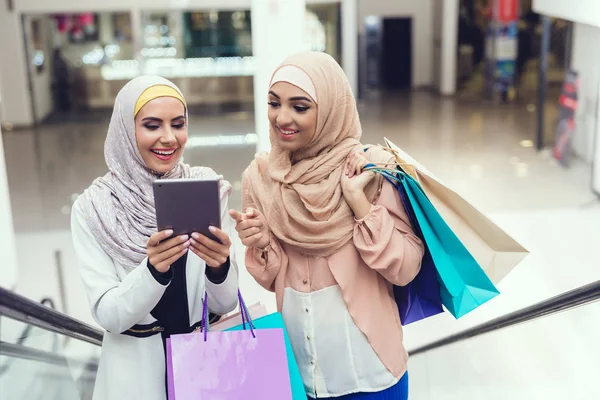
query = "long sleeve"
xmin=353 ymin=181 xmax=424 ymax=286
xmin=241 ymin=173 xmax=287 ymax=292
xmin=244 ymin=236 xmax=286 ymax=292
xmin=204 ymin=191 xmax=240 ymax=315
xmin=71 ymin=200 xmax=168 ymax=334
xmin=204 ymin=258 xmax=230 ymax=284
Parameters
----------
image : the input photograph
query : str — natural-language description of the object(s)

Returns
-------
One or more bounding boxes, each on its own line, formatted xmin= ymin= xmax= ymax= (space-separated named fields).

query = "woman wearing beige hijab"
xmin=231 ymin=52 xmax=424 ymax=399
xmin=72 ymin=75 xmax=239 ymax=400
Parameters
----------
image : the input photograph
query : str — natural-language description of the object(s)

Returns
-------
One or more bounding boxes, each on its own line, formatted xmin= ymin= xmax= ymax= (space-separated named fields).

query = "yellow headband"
xmin=134 ymin=85 xmax=186 ymax=117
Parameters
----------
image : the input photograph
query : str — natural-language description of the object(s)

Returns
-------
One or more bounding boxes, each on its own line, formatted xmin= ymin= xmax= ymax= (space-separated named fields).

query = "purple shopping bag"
xmin=393 ymin=249 xmax=443 ymax=324
xmin=380 ymin=170 xmax=444 ymax=325
xmin=167 ymin=291 xmax=293 ymax=400
xmin=166 ymin=338 xmax=175 ymax=400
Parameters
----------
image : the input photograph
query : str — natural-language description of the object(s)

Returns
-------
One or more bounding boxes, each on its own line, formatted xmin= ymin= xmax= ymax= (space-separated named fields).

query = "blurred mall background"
xmin=0 ymin=0 xmax=599 ymax=399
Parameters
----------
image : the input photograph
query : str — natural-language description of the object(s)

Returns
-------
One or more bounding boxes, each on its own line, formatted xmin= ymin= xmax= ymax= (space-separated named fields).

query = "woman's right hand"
xmin=146 ymin=230 xmax=191 ymax=273
xmin=229 ymin=208 xmax=270 ymax=249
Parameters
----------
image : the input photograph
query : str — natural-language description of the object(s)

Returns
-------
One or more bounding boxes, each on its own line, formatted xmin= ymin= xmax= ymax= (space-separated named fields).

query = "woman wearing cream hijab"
xmin=231 ymin=52 xmax=424 ymax=399
xmin=72 ymin=75 xmax=239 ymax=400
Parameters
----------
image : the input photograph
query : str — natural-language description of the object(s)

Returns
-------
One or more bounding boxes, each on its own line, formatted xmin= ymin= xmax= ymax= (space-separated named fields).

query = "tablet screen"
xmin=153 ymin=179 xmax=221 ymax=241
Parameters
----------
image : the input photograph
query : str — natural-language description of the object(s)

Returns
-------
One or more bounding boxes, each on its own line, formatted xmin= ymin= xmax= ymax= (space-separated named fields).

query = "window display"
xmin=142 ymin=12 xmax=179 ymax=58
xmin=183 ymin=10 xmax=252 ymax=59
xmin=36 ymin=5 xmax=341 ymax=109
xmin=51 ymin=12 xmax=133 ymax=67
xmin=306 ymin=3 xmax=340 ymax=61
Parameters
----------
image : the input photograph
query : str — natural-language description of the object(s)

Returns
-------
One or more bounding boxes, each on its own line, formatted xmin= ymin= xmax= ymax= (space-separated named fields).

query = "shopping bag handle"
xmin=364 ymin=163 xmax=429 ymax=199
xmin=201 ymin=290 xmax=256 ymax=341
xmin=363 ymin=145 xmax=423 ymax=184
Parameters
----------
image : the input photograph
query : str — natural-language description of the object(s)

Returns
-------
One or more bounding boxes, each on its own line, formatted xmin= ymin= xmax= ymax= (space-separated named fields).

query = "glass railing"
xmin=0 ymin=288 xmax=102 ymax=400
xmin=407 ymin=281 xmax=600 ymax=400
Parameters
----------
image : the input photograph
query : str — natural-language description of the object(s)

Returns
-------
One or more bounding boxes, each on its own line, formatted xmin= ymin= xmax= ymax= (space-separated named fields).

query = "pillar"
xmin=341 ymin=0 xmax=358 ymax=97
xmin=440 ymin=0 xmax=459 ymax=95
xmin=251 ymin=0 xmax=306 ymax=153
xmin=0 ymin=127 xmax=19 ymax=290
xmin=0 ymin=5 xmax=34 ymax=126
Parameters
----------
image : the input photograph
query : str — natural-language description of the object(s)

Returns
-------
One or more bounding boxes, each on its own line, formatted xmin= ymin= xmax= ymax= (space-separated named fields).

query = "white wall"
xmin=533 ymin=0 xmax=600 ymax=29
xmin=358 ymin=0 xmax=434 ymax=88
xmin=592 ymin=79 xmax=600 ymax=195
xmin=595 ymin=79 xmax=600 ymax=194
xmin=0 ymin=8 xmax=34 ymax=126
xmin=0 ymin=128 xmax=19 ymax=290
xmin=570 ymin=23 xmax=600 ymax=164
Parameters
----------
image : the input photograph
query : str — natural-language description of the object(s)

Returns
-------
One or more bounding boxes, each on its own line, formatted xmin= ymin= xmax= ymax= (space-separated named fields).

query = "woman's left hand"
xmin=341 ymin=151 xmax=376 ymax=196
xmin=340 ymin=151 xmax=376 ymax=220
xmin=190 ymin=226 xmax=231 ymax=267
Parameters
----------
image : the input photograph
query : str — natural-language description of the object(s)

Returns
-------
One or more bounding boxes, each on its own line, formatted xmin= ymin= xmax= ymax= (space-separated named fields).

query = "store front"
xmin=533 ymin=0 xmax=600 ymax=196
xmin=22 ymin=4 xmax=340 ymax=115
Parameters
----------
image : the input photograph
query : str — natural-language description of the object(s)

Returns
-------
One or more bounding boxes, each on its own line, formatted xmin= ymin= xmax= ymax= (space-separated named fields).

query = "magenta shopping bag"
xmin=166 ymin=291 xmax=293 ymax=400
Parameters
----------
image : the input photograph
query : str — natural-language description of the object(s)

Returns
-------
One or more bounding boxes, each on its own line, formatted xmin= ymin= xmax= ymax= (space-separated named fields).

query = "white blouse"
xmin=282 ymin=285 xmax=398 ymax=398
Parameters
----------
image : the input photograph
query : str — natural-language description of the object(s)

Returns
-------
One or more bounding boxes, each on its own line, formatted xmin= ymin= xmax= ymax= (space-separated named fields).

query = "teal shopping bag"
xmin=401 ymin=173 xmax=500 ymax=318
xmin=225 ymin=312 xmax=307 ymax=400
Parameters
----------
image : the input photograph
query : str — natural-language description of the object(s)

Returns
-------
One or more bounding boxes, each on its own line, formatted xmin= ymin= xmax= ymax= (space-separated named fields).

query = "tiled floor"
xmin=3 ymin=92 xmax=599 ymax=399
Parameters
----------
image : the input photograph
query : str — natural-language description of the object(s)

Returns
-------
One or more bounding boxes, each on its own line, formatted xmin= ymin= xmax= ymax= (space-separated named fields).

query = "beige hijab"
xmin=244 ymin=52 xmax=392 ymax=256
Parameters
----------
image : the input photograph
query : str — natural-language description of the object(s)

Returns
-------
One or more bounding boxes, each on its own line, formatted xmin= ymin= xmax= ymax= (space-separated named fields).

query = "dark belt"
xmin=122 ymin=313 xmax=223 ymax=338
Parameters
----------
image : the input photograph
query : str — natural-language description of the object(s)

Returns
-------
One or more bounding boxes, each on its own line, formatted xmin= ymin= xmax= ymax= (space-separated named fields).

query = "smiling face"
xmin=134 ymin=96 xmax=188 ymax=174
xmin=267 ymin=82 xmax=318 ymax=152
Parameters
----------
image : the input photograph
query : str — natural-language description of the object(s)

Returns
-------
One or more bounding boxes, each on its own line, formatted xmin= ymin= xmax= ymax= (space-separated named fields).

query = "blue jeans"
xmin=309 ymin=372 xmax=408 ymax=400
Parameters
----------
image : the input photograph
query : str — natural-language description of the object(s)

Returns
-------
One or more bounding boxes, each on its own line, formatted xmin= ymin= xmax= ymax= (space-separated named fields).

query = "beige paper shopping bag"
xmin=382 ymin=138 xmax=528 ymax=283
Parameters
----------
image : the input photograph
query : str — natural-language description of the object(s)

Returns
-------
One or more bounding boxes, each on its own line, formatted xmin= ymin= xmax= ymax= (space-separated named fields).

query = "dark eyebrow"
xmin=141 ymin=117 xmax=162 ymax=122
xmin=269 ymin=91 xmax=312 ymax=103
xmin=289 ymin=96 xmax=313 ymax=103
xmin=141 ymin=115 xmax=185 ymax=123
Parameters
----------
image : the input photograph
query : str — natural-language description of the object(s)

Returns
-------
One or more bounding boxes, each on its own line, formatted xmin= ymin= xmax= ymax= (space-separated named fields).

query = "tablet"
xmin=153 ymin=179 xmax=221 ymax=241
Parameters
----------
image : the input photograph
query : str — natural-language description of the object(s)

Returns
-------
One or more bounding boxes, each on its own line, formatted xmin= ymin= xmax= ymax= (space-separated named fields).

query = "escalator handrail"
xmin=409 ymin=280 xmax=600 ymax=356
xmin=10 ymin=297 xmax=57 ymax=346
xmin=2 ymin=279 xmax=598 ymax=356
xmin=0 ymin=287 xmax=103 ymax=346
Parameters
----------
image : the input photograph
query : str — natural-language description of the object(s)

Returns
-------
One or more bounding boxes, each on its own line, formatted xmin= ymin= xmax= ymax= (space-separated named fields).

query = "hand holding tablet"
xmin=153 ymin=179 xmax=230 ymax=267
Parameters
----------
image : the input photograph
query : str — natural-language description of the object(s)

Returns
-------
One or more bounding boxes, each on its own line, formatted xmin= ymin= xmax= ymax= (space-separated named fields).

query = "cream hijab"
xmin=78 ymin=75 xmax=231 ymax=270
xmin=244 ymin=52 xmax=391 ymax=256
